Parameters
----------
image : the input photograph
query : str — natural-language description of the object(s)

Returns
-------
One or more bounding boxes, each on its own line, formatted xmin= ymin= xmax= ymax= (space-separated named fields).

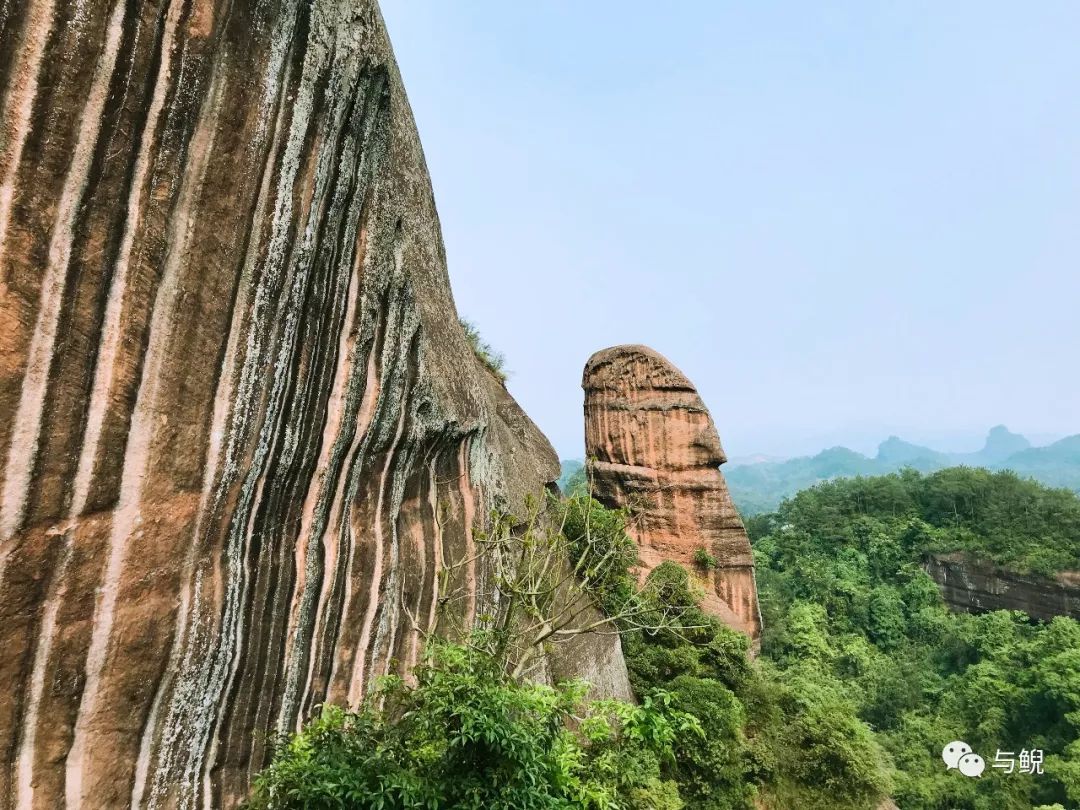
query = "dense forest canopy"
xmin=749 ymin=469 xmax=1080 ymax=809
xmin=747 ymin=467 xmax=1080 ymax=576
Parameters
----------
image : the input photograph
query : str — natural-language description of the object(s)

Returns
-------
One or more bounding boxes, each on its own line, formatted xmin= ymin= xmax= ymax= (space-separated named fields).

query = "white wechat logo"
xmin=942 ymin=741 xmax=985 ymax=778
xmin=958 ymin=753 xmax=986 ymax=778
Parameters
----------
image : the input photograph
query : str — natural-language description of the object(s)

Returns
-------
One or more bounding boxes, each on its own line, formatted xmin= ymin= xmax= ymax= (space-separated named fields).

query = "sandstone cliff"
xmin=583 ymin=345 xmax=761 ymax=639
xmin=925 ymin=554 xmax=1080 ymax=622
xmin=0 ymin=2 xmax=627 ymax=807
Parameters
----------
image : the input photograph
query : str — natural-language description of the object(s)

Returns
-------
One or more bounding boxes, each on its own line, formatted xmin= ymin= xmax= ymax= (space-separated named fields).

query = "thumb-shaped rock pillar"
xmin=583 ymin=345 xmax=761 ymax=639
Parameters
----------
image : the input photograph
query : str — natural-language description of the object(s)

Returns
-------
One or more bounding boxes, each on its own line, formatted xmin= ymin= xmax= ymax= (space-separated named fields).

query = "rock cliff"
xmin=0 ymin=1 xmax=626 ymax=807
xmin=583 ymin=345 xmax=761 ymax=639
xmin=925 ymin=554 xmax=1080 ymax=622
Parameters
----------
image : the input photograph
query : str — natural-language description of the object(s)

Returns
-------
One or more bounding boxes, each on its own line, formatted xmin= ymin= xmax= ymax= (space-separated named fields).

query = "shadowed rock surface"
xmin=0 ymin=1 xmax=628 ymax=807
xmin=925 ymin=554 xmax=1080 ymax=622
xmin=583 ymin=345 xmax=761 ymax=639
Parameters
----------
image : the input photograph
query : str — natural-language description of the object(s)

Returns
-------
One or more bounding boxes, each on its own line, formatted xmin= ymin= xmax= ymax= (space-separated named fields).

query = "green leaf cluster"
xmin=247 ymin=640 xmax=697 ymax=810
xmin=691 ymin=549 xmax=718 ymax=571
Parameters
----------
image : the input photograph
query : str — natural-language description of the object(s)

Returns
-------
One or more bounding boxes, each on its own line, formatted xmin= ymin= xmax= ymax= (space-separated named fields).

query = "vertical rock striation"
xmin=0 ymin=2 xmax=625 ymax=807
xmin=583 ymin=345 xmax=761 ymax=640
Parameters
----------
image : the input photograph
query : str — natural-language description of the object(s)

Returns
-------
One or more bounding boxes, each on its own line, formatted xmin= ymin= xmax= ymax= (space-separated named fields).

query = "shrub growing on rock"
xmin=691 ymin=548 xmax=718 ymax=571
xmin=248 ymin=640 xmax=698 ymax=810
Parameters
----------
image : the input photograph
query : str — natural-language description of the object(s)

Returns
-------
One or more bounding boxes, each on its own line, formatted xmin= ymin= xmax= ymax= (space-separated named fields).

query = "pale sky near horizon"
xmin=380 ymin=2 xmax=1080 ymax=460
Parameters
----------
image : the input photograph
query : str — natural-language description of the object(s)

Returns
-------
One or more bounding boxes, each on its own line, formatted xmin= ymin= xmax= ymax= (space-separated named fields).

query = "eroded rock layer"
xmin=0 ymin=1 xmax=625 ymax=807
xmin=583 ymin=345 xmax=761 ymax=639
xmin=925 ymin=554 xmax=1080 ymax=622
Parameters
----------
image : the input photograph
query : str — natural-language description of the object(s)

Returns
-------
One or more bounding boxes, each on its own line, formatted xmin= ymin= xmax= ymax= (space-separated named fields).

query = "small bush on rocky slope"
xmin=460 ymin=317 xmax=508 ymax=384
xmin=691 ymin=548 xmax=718 ymax=571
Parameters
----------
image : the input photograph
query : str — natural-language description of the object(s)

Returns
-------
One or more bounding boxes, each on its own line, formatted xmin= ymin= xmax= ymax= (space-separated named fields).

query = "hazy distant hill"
xmin=721 ymin=446 xmax=880 ymax=515
xmin=874 ymin=436 xmax=949 ymax=467
xmin=557 ymin=459 xmax=584 ymax=491
xmin=724 ymin=426 xmax=1079 ymax=514
xmin=1001 ymin=435 xmax=1080 ymax=489
xmin=971 ymin=424 xmax=1033 ymax=463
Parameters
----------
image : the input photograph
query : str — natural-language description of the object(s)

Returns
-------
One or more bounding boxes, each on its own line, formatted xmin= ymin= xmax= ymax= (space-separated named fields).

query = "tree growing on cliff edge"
xmin=404 ymin=491 xmax=702 ymax=681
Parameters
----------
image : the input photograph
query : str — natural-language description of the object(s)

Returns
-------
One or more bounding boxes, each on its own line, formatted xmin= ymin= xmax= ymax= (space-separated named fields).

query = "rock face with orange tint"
xmin=583 ymin=345 xmax=761 ymax=640
xmin=0 ymin=1 xmax=627 ymax=807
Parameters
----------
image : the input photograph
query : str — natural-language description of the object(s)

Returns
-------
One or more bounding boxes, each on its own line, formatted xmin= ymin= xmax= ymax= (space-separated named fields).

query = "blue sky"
xmin=380 ymin=2 xmax=1080 ymax=459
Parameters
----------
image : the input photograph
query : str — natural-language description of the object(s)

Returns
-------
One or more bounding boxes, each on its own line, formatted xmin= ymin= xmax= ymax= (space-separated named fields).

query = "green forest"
xmin=250 ymin=468 xmax=1080 ymax=809
xmin=747 ymin=469 xmax=1080 ymax=809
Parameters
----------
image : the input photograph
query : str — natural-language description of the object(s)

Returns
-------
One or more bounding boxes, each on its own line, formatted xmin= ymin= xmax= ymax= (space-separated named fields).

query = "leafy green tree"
xmin=667 ymin=676 xmax=754 ymax=810
xmin=249 ymin=641 xmax=699 ymax=810
xmin=867 ymin=587 xmax=906 ymax=650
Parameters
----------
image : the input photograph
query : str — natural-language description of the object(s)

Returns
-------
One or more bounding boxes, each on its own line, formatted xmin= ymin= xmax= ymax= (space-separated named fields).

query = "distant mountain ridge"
xmin=723 ymin=426 xmax=1080 ymax=514
xmin=557 ymin=426 xmax=1080 ymax=516
xmin=873 ymin=425 xmax=1032 ymax=468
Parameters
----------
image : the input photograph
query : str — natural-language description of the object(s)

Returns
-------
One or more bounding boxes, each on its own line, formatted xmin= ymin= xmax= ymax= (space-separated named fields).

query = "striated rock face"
xmin=583 ymin=345 xmax=761 ymax=639
xmin=925 ymin=554 xmax=1080 ymax=622
xmin=0 ymin=1 xmax=628 ymax=807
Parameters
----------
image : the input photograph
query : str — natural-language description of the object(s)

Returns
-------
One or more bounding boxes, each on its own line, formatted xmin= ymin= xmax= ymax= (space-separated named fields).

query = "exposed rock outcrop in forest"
xmin=925 ymin=554 xmax=1080 ymax=622
xmin=583 ymin=345 xmax=762 ymax=639
xmin=0 ymin=1 xmax=627 ymax=807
